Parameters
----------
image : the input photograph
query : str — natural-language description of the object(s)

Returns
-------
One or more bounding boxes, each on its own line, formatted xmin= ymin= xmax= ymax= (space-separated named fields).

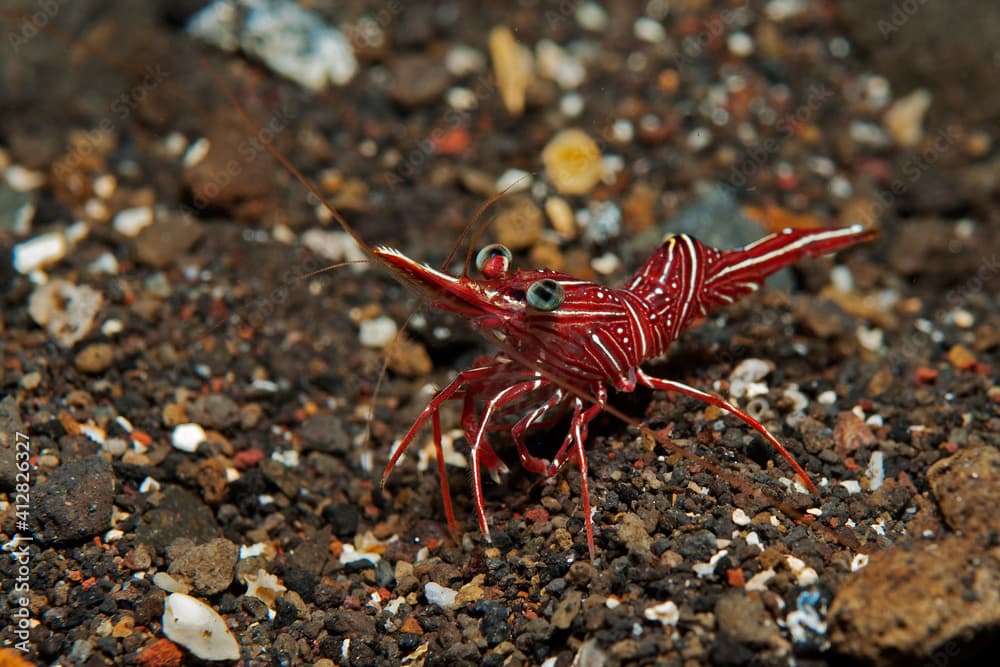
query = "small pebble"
xmin=495 ymin=168 xmax=532 ymax=193
xmin=865 ymin=451 xmax=885 ymax=491
xmin=745 ymin=568 xmax=775 ymax=592
xmin=172 ymin=423 xmax=207 ymax=453
xmin=849 ymin=120 xmax=891 ymax=148
xmin=544 ymin=196 xmax=576 ymax=238
xmin=494 ymin=196 xmax=544 ymax=250
xmin=182 ymin=137 xmax=211 ymax=168
xmin=560 ymin=92 xmax=584 ymax=117
xmin=4 ymin=164 xmax=46 ymax=191
xmin=89 ymin=252 xmax=120 ymax=275
xmin=134 ymin=216 xmax=205 ymax=269
xmin=634 ymin=17 xmax=666 ymax=43
xmin=542 ymin=129 xmax=603 ymax=195
xmin=687 ymin=127 xmax=713 ymax=151
xmin=20 ymin=371 xmax=42 ymax=390
xmin=101 ymin=318 xmax=124 ymax=336
xmin=243 ymin=569 xmax=286 ymax=610
xmin=138 ymin=639 xmax=184 ymax=667
xmin=113 ymin=207 xmax=154 ymax=237
xmin=727 ymin=31 xmax=755 ymax=57
xmin=446 ymin=87 xmax=477 ymax=111
xmin=584 ymin=202 xmax=622 ymax=244
xmin=75 ymin=343 xmax=114 ymax=374
xmin=856 ymin=325 xmax=884 ymax=352
xmin=388 ymin=55 xmax=450 ymax=107
xmin=729 ymin=358 xmax=774 ymax=399
xmin=359 ymin=316 xmax=398 ymax=348
xmin=32 ymin=457 xmax=115 ymax=543
xmin=589 ymin=252 xmax=620 ymax=275
xmin=28 ymin=280 xmax=103 ymax=348
xmin=817 ymin=390 xmax=837 ymax=405
xmin=423 ymin=582 xmax=458 ymax=609
xmin=839 ymin=480 xmax=862 ymax=494
xmin=732 ymin=508 xmax=752 ymax=526
xmin=489 ymin=26 xmax=532 ymax=115
xmin=93 ymin=174 xmax=116 ymax=199
xmin=187 ymin=0 xmax=357 ymax=90
xmin=104 ymin=438 xmax=128 ymax=457
xmin=884 ymin=88 xmax=932 ymax=148
xmin=785 ymin=555 xmax=819 ymax=586
xmin=576 ymin=2 xmax=609 ymax=31
xmin=950 ymin=308 xmax=974 ymax=328
xmin=13 ymin=231 xmax=67 ymax=274
xmin=535 ymin=39 xmax=585 ymax=90
xmin=644 ymin=600 xmax=679 ymax=626
xmin=850 ymin=553 xmax=869 ymax=571
xmin=302 ymin=229 xmax=367 ymax=267
xmin=946 ymin=344 xmax=976 ymax=370
xmin=445 ymin=44 xmax=486 ymax=76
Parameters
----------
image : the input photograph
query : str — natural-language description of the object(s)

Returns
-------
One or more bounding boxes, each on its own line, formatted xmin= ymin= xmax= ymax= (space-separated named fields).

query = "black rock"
xmin=32 ymin=456 xmax=115 ymax=543
xmin=300 ymin=413 xmax=350 ymax=454
xmin=322 ymin=502 xmax=360 ymax=539
xmin=135 ymin=485 xmax=220 ymax=550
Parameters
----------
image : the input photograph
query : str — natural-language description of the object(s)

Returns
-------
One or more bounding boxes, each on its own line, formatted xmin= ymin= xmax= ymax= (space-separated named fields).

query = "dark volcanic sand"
xmin=1 ymin=1 xmax=998 ymax=666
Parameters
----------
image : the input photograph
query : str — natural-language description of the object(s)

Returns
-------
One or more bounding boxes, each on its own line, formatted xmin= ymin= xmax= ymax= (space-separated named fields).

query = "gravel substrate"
xmin=1 ymin=1 xmax=998 ymax=666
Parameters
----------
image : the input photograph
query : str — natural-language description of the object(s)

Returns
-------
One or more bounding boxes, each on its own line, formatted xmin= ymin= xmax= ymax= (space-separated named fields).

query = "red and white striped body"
xmin=377 ymin=224 xmax=876 ymax=556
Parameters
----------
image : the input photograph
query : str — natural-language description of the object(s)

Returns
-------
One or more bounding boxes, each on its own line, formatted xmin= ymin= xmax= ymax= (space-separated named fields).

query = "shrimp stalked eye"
xmin=526 ymin=279 xmax=565 ymax=311
xmin=475 ymin=244 xmax=512 ymax=279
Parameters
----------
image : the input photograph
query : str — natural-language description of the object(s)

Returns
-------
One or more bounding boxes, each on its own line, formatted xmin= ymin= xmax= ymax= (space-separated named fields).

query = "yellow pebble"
xmin=489 ymin=26 xmax=533 ymax=116
xmin=542 ymin=128 xmax=603 ymax=195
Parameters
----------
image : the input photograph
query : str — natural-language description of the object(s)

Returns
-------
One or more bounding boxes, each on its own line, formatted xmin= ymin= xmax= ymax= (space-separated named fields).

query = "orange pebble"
xmin=137 ymin=639 xmax=183 ymax=667
xmin=432 ymin=127 xmax=471 ymax=155
xmin=400 ymin=616 xmax=423 ymax=634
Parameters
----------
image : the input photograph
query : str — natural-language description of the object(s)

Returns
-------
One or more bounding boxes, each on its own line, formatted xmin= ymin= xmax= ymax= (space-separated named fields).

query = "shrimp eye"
xmin=526 ymin=279 xmax=564 ymax=311
xmin=475 ymin=244 xmax=512 ymax=278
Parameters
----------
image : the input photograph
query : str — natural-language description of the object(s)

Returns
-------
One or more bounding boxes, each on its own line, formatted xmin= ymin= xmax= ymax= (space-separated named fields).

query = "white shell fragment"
xmin=785 ymin=555 xmax=819 ymax=586
xmin=358 ymin=316 xmax=398 ymax=348
xmin=839 ymin=480 xmax=862 ymax=494
xmin=745 ymin=568 xmax=776 ymax=592
xmin=729 ymin=358 xmax=775 ymax=399
xmin=850 ymin=553 xmax=870 ymax=572
xmin=162 ymin=593 xmax=240 ymax=661
xmin=187 ymin=0 xmax=358 ymax=90
xmin=14 ymin=231 xmax=67 ymax=274
xmin=153 ymin=572 xmax=191 ymax=594
xmin=28 ymin=280 xmax=104 ymax=348
xmin=171 ymin=423 xmax=207 ymax=453
xmin=243 ymin=568 xmax=286 ymax=611
xmin=301 ymin=228 xmax=366 ymax=268
xmin=424 ymin=582 xmax=458 ymax=609
xmin=865 ymin=451 xmax=885 ymax=491
xmin=112 ymin=207 xmax=154 ymax=237
xmin=644 ymin=600 xmax=679 ymax=626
